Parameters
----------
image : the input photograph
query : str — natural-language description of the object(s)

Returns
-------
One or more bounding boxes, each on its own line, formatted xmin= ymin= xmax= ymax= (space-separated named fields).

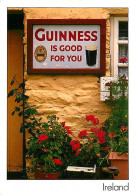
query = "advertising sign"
xmin=27 ymin=19 xmax=106 ymax=74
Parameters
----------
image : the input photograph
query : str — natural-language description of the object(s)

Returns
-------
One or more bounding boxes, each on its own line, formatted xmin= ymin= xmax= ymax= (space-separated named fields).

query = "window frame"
xmin=110 ymin=16 xmax=128 ymax=77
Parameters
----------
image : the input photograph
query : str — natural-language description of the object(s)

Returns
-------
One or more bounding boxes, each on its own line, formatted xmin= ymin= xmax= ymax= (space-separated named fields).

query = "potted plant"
xmin=104 ymin=75 xmax=128 ymax=179
xmin=27 ymin=115 xmax=76 ymax=179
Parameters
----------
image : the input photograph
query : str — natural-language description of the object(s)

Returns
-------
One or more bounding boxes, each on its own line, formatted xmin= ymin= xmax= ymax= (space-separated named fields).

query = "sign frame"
xmin=27 ymin=19 xmax=106 ymax=74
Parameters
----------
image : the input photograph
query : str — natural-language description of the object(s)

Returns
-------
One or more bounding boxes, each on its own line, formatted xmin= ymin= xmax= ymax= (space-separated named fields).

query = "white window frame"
xmin=110 ymin=16 xmax=128 ymax=77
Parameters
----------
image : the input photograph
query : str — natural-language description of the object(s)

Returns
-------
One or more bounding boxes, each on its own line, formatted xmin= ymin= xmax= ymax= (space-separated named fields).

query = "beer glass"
xmin=85 ymin=45 xmax=97 ymax=66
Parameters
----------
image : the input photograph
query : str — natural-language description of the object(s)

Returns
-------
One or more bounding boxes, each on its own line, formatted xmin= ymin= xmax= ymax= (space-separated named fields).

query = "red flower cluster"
xmin=38 ymin=134 xmax=48 ymax=141
xmin=120 ymin=126 xmax=127 ymax=132
xmin=86 ymin=115 xmax=99 ymax=125
xmin=65 ymin=126 xmax=73 ymax=135
xmin=108 ymin=132 xmax=115 ymax=138
xmin=78 ymin=130 xmax=87 ymax=138
xmin=53 ymin=159 xmax=63 ymax=165
xmin=86 ymin=115 xmax=94 ymax=122
xmin=90 ymin=127 xmax=97 ymax=133
xmin=119 ymin=57 xmax=128 ymax=63
xmin=70 ymin=140 xmax=80 ymax=151
xmin=95 ymin=129 xmax=106 ymax=144
xmin=92 ymin=118 xmax=99 ymax=125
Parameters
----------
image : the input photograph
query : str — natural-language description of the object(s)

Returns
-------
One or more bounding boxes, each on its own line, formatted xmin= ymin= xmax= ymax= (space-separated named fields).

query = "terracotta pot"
xmin=108 ymin=152 xmax=128 ymax=180
xmin=34 ymin=167 xmax=60 ymax=180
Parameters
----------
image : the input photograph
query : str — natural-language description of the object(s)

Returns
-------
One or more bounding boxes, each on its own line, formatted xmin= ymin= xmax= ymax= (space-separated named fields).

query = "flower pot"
xmin=34 ymin=167 xmax=60 ymax=180
xmin=108 ymin=152 xmax=128 ymax=180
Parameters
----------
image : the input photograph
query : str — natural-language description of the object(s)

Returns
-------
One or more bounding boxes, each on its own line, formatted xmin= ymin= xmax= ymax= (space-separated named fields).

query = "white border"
xmin=0 ymin=1 xmax=137 ymax=195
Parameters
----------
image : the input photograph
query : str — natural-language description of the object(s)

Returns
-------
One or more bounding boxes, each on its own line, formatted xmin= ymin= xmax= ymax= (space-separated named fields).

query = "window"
xmin=110 ymin=17 xmax=128 ymax=77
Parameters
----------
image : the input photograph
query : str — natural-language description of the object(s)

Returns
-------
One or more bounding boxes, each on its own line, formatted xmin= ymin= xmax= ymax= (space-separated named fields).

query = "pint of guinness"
xmin=85 ymin=45 xmax=97 ymax=66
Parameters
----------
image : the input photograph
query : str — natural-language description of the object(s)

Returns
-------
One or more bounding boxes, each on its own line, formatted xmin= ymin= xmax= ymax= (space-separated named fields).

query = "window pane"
xmin=119 ymin=21 xmax=128 ymax=40
xmin=118 ymin=44 xmax=128 ymax=63
xmin=118 ymin=67 xmax=128 ymax=77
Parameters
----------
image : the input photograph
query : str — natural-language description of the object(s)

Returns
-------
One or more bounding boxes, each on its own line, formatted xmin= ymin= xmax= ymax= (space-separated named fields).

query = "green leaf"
xmin=58 ymin=150 xmax=62 ymax=154
xmin=20 ymin=124 xmax=24 ymax=132
xmin=23 ymin=95 xmax=29 ymax=100
xmin=15 ymin=107 xmax=20 ymax=112
xmin=12 ymin=111 xmax=15 ymax=116
xmin=18 ymin=111 xmax=24 ymax=117
xmin=19 ymin=83 xmax=25 ymax=89
xmin=10 ymin=79 xmax=14 ymax=86
xmin=8 ymin=89 xmax=17 ymax=97
xmin=15 ymin=94 xmax=23 ymax=103
xmin=42 ymin=123 xmax=49 ymax=128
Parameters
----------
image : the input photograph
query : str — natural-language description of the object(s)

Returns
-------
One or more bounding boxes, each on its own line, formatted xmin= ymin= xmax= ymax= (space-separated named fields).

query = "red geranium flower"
xmin=60 ymin=122 xmax=66 ymax=127
xmin=64 ymin=126 xmax=73 ymax=134
xmin=90 ymin=127 xmax=97 ymax=133
xmin=96 ymin=130 xmax=106 ymax=144
xmin=92 ymin=117 xmax=99 ymax=125
xmin=76 ymin=149 xmax=81 ymax=156
xmin=96 ymin=130 xmax=106 ymax=137
xmin=108 ymin=132 xmax=115 ymax=138
xmin=120 ymin=126 xmax=127 ymax=132
xmin=78 ymin=130 xmax=87 ymax=138
xmin=86 ymin=115 xmax=95 ymax=122
xmin=98 ymin=136 xmax=106 ymax=144
xmin=38 ymin=134 xmax=48 ymax=141
xmin=67 ymin=129 xmax=73 ymax=135
xmin=64 ymin=126 xmax=69 ymax=130
xmin=53 ymin=159 xmax=63 ymax=165
xmin=119 ymin=57 xmax=128 ymax=63
xmin=70 ymin=140 xmax=80 ymax=151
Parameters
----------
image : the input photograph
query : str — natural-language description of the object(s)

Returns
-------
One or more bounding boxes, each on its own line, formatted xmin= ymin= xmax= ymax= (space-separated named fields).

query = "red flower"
xmin=108 ymin=132 xmax=115 ymax=138
xmin=119 ymin=57 xmax=128 ymax=63
xmin=120 ymin=126 xmax=127 ymax=132
xmin=92 ymin=118 xmax=99 ymax=125
xmin=60 ymin=122 xmax=66 ymax=127
xmin=70 ymin=140 xmax=80 ymax=145
xmin=78 ymin=130 xmax=87 ymax=138
xmin=70 ymin=140 xmax=80 ymax=151
xmin=98 ymin=136 xmax=106 ymax=144
xmin=103 ymin=147 xmax=108 ymax=151
xmin=96 ymin=130 xmax=106 ymax=144
xmin=96 ymin=130 xmax=106 ymax=137
xmin=38 ymin=134 xmax=48 ymax=141
xmin=53 ymin=159 xmax=62 ymax=165
xmin=64 ymin=126 xmax=69 ymax=130
xmin=90 ymin=127 xmax=97 ymax=133
xmin=76 ymin=149 xmax=81 ymax=156
xmin=86 ymin=115 xmax=95 ymax=122
xmin=67 ymin=129 xmax=73 ymax=135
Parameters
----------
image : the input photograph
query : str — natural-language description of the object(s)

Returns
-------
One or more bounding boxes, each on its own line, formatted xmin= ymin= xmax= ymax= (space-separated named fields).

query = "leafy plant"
xmin=69 ymin=115 xmax=110 ymax=167
xmin=104 ymin=75 xmax=128 ymax=154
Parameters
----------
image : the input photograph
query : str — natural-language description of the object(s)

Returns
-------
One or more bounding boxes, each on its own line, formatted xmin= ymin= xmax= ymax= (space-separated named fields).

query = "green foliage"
xmin=105 ymin=75 xmax=128 ymax=154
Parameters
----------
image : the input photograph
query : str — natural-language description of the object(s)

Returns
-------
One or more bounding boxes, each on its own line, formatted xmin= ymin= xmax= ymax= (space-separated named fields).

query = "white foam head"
xmin=85 ymin=45 xmax=97 ymax=51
